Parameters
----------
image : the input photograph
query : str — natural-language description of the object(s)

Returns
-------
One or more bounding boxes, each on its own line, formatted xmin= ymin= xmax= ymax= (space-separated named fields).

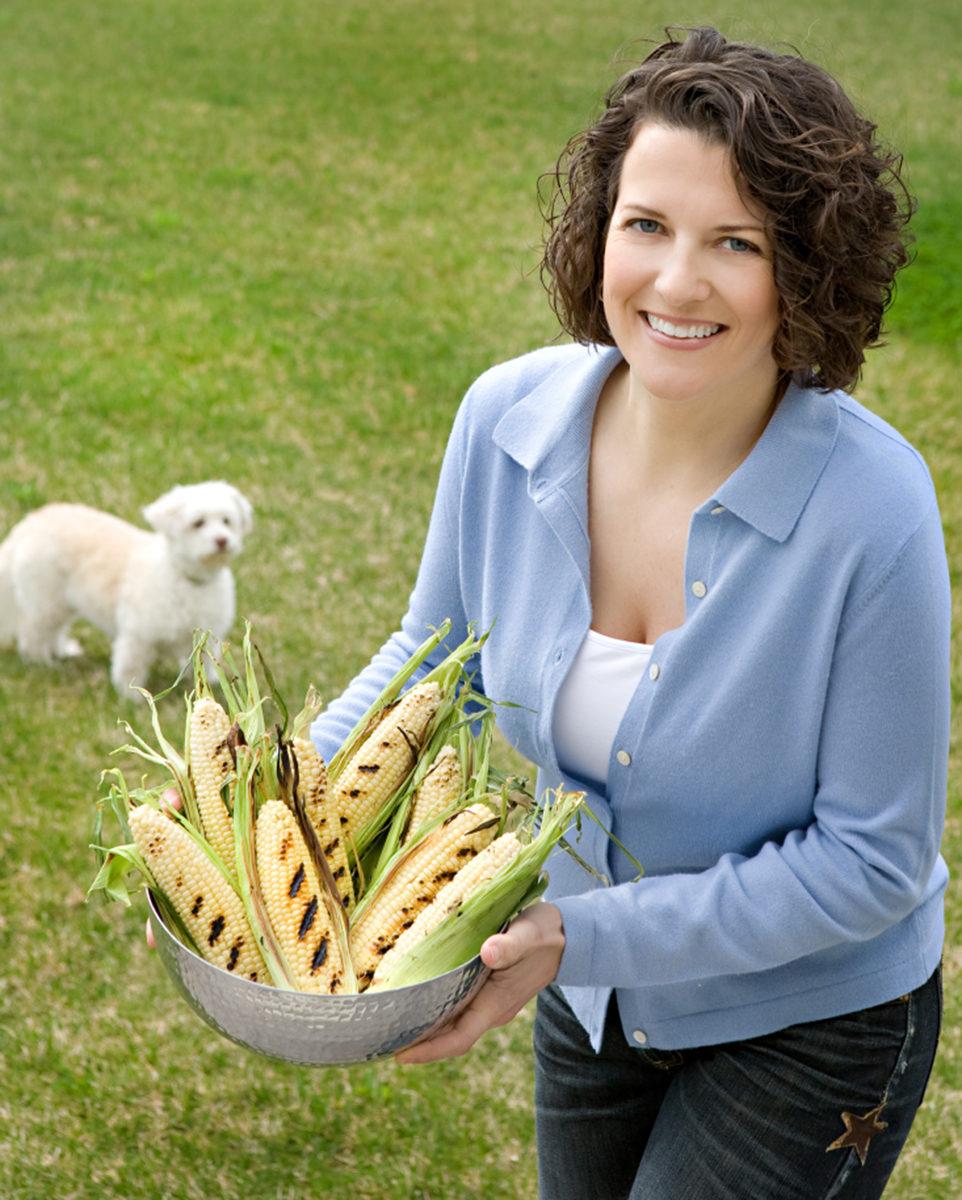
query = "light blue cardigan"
xmin=312 ymin=342 xmax=950 ymax=1051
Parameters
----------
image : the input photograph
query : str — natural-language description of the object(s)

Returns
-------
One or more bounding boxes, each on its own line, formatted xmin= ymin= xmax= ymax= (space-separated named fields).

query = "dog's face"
xmin=142 ymin=481 xmax=254 ymax=568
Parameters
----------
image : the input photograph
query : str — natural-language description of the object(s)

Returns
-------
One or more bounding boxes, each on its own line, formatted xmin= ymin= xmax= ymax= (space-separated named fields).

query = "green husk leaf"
xmin=203 ymin=623 xmax=274 ymax=747
xmin=148 ymin=886 xmax=205 ymax=958
xmin=197 ymin=630 xmax=245 ymax=716
xmin=327 ymin=620 xmax=454 ymax=782
xmin=469 ymin=706 xmax=495 ymax=802
xmin=255 ymin=640 xmax=289 ymax=739
xmin=89 ymin=770 xmax=173 ymax=901
xmin=91 ymin=769 xmax=135 ymax=864
xmin=487 ymin=771 xmax=622 ymax=886
xmin=291 ymin=686 xmax=324 ymax=742
xmin=87 ymin=843 xmax=149 ymax=907
xmin=371 ymin=786 xmax=585 ymax=991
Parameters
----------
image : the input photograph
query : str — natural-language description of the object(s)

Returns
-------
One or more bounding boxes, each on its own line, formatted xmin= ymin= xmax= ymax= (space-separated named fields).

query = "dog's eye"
xmin=192 ymin=518 xmax=205 ymax=529
xmin=223 ymin=518 xmax=232 ymax=527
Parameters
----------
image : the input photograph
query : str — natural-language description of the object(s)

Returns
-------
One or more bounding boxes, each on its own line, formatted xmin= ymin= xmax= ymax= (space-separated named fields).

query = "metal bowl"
xmin=147 ymin=891 xmax=490 ymax=1066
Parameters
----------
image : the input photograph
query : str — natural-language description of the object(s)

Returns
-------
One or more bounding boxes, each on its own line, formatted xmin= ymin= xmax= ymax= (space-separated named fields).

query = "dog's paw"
xmin=57 ymin=636 xmax=85 ymax=659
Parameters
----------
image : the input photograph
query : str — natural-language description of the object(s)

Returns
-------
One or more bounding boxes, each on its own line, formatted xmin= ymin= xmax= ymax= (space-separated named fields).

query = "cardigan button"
xmin=616 ymin=750 xmax=631 ymax=767
xmin=711 ymin=505 xmax=726 ymax=515
xmin=632 ymin=1029 xmax=648 ymax=1045
xmin=691 ymin=580 xmax=707 ymax=598
xmin=649 ymin=663 xmax=660 ymax=680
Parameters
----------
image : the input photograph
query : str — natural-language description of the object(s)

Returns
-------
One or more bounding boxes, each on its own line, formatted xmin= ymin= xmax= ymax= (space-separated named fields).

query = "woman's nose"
xmin=655 ymin=242 xmax=711 ymax=307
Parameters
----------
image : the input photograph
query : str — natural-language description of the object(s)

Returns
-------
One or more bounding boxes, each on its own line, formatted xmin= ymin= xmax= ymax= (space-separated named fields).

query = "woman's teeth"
xmin=648 ymin=315 xmax=722 ymax=339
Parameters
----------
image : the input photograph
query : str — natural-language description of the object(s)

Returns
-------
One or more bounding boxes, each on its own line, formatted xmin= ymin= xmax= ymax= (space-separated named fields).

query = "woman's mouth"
xmin=646 ymin=313 xmax=723 ymax=340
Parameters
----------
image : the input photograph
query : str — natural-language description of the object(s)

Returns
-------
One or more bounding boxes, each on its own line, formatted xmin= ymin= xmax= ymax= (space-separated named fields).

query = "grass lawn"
xmin=1 ymin=0 xmax=961 ymax=1195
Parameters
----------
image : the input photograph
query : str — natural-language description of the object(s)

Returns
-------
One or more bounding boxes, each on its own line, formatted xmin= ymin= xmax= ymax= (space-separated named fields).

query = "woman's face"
xmin=602 ymin=122 xmax=781 ymax=410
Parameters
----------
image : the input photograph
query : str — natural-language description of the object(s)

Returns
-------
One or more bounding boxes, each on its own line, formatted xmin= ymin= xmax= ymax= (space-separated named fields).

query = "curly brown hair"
xmin=540 ymin=27 xmax=914 ymax=391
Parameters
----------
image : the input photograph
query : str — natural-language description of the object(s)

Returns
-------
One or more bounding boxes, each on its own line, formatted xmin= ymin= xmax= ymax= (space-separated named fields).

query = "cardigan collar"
xmin=491 ymin=343 xmax=614 ymax=493
xmin=492 ymin=344 xmax=840 ymax=545
xmin=712 ymin=381 xmax=840 ymax=543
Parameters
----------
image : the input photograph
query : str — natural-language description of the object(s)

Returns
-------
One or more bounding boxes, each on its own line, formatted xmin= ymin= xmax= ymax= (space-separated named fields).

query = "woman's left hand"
xmin=394 ymin=901 xmax=565 ymax=1065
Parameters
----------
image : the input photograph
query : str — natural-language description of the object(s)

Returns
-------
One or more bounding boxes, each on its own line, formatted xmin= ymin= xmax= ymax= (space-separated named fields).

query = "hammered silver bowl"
xmin=147 ymin=890 xmax=490 ymax=1066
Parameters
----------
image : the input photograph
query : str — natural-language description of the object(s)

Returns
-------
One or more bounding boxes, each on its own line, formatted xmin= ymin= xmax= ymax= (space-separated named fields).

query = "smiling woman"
xmin=309 ymin=25 xmax=950 ymax=1200
xmin=601 ymin=124 xmax=781 ymax=414
xmin=542 ymin=29 xmax=912 ymax=392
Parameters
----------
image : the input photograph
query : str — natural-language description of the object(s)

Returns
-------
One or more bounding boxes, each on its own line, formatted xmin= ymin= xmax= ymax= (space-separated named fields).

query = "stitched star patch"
xmin=826 ymin=1104 xmax=888 ymax=1164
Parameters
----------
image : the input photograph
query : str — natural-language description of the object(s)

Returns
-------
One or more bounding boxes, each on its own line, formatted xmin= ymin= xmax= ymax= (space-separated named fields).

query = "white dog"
xmin=0 ymin=481 xmax=253 ymax=698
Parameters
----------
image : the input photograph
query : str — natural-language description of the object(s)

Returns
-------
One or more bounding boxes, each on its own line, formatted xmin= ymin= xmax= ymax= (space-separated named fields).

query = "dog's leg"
xmin=17 ymin=604 xmax=79 ymax=664
xmin=55 ymin=627 xmax=84 ymax=658
xmin=110 ymin=632 xmax=154 ymax=699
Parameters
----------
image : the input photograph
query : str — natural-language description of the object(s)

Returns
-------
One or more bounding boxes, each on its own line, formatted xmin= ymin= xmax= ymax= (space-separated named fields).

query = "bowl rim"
xmin=146 ymin=889 xmax=493 ymax=1063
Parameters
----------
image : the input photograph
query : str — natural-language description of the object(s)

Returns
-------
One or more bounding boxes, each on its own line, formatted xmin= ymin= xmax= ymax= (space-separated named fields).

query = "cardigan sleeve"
xmin=554 ymin=497 xmax=951 ymax=989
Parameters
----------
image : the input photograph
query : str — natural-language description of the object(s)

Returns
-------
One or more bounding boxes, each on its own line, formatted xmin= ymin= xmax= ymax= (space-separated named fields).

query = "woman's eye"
xmin=632 ymin=218 xmax=661 ymax=234
xmin=723 ymin=236 xmax=754 ymax=253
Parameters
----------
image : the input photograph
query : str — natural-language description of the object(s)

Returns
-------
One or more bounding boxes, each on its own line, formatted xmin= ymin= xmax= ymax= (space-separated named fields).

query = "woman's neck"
xmin=598 ymin=359 xmax=784 ymax=499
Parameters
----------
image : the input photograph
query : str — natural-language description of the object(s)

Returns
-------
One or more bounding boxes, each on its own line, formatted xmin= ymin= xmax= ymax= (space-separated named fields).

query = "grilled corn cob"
xmin=334 ymin=680 xmax=441 ymax=854
xmin=404 ymin=743 xmax=462 ymax=843
xmin=255 ymin=799 xmax=346 ymax=994
xmin=292 ymin=737 xmax=355 ymax=911
xmin=129 ymin=803 xmax=267 ymax=982
xmin=370 ymin=831 xmax=522 ymax=987
xmin=350 ymin=802 xmax=496 ymax=987
xmin=189 ymin=696 xmax=236 ymax=870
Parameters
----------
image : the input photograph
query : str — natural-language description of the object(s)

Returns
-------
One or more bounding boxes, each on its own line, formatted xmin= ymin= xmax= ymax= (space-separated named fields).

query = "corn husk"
xmin=368 ymin=786 xmax=585 ymax=992
xmin=90 ymin=621 xmax=603 ymax=998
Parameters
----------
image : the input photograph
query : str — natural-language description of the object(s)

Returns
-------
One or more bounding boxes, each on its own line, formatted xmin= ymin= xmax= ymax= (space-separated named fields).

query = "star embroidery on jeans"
xmin=826 ymin=1103 xmax=888 ymax=1165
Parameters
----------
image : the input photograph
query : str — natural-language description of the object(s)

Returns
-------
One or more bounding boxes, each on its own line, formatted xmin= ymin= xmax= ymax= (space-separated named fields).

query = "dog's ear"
xmin=142 ymin=487 xmax=187 ymax=535
xmin=229 ymin=488 xmax=255 ymax=535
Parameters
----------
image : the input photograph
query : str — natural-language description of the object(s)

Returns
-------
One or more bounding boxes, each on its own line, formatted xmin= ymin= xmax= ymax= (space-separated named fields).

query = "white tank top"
xmin=552 ymin=629 xmax=653 ymax=791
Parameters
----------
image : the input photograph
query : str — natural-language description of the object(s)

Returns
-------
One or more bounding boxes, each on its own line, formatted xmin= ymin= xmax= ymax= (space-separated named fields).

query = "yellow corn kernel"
xmin=189 ymin=696 xmax=236 ymax=871
xmin=129 ymin=803 xmax=267 ymax=983
xmin=255 ymin=799 xmax=346 ymax=994
xmin=370 ymin=832 xmax=522 ymax=988
xmin=334 ymin=681 xmax=441 ymax=849
xmin=350 ymin=803 xmax=496 ymax=987
xmin=404 ymin=743 xmax=462 ymax=843
xmin=293 ymin=737 xmax=355 ymax=912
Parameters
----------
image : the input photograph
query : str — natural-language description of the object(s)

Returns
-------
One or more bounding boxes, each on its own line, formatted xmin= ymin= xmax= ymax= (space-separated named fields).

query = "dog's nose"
xmin=215 ymin=535 xmax=228 ymax=550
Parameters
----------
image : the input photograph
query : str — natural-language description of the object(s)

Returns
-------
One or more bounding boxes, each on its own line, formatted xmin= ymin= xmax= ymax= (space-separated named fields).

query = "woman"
xmin=311 ymin=27 xmax=949 ymax=1198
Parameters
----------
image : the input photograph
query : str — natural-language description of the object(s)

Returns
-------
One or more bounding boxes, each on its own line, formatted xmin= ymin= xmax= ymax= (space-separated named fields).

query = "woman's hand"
xmin=394 ymin=900 xmax=565 ymax=1065
xmin=144 ymin=787 xmax=182 ymax=949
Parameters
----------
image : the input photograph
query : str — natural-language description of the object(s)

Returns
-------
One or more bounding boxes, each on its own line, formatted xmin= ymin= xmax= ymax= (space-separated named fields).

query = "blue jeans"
xmin=534 ymin=966 xmax=942 ymax=1199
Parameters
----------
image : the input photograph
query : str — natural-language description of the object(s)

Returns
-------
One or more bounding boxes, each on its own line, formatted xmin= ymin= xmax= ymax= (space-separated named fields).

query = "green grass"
xmin=889 ymin=199 xmax=962 ymax=346
xmin=1 ymin=0 xmax=961 ymax=1195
